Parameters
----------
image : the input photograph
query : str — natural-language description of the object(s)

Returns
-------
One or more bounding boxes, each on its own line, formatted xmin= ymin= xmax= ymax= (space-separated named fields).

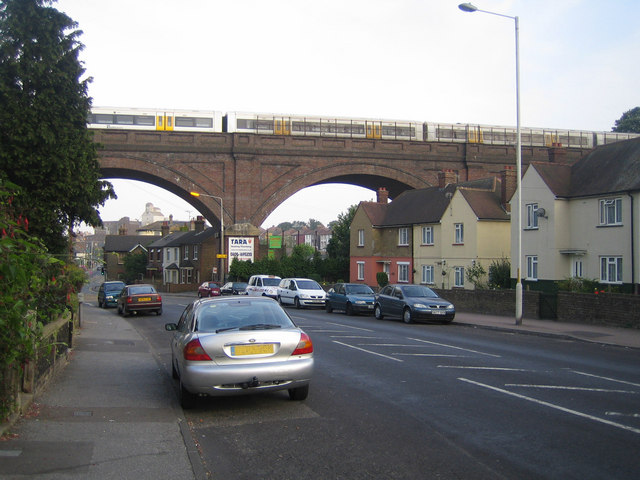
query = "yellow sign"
xmin=216 ymin=254 xmax=228 ymax=258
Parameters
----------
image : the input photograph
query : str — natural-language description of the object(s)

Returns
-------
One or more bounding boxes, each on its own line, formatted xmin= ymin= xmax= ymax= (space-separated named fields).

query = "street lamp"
xmin=458 ymin=2 xmax=523 ymax=325
xmin=190 ymin=191 xmax=225 ymax=283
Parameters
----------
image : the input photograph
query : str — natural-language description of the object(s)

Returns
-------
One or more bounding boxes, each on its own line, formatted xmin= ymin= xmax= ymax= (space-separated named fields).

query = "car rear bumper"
xmin=181 ymin=357 xmax=314 ymax=396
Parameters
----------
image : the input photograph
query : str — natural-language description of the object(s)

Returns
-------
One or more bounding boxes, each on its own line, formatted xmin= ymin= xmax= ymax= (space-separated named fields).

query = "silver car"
xmin=165 ymin=296 xmax=313 ymax=408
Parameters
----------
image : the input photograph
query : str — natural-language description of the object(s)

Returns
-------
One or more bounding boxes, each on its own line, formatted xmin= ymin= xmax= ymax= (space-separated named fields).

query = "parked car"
xmin=198 ymin=282 xmax=221 ymax=298
xmin=165 ymin=296 xmax=313 ymax=408
xmin=325 ymin=283 xmax=375 ymax=315
xmin=245 ymin=275 xmax=281 ymax=299
xmin=277 ymin=278 xmax=327 ymax=309
xmin=374 ymin=284 xmax=455 ymax=324
xmin=117 ymin=284 xmax=163 ymax=316
xmin=97 ymin=281 xmax=126 ymax=308
xmin=220 ymin=281 xmax=248 ymax=295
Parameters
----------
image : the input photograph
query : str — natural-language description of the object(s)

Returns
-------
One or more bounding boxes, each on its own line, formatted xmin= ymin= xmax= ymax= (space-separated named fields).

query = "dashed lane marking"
xmin=409 ymin=338 xmax=501 ymax=358
xmin=332 ymin=340 xmax=403 ymax=362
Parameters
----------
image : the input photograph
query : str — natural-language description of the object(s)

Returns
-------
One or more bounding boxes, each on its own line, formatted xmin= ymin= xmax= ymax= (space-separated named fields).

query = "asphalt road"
xmin=133 ymin=295 xmax=640 ymax=480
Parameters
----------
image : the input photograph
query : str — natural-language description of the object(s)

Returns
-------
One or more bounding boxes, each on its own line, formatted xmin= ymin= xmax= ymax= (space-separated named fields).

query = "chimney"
xmin=438 ymin=169 xmax=457 ymax=188
xmin=118 ymin=224 xmax=127 ymax=235
xmin=194 ymin=216 xmax=205 ymax=233
xmin=377 ymin=187 xmax=389 ymax=204
xmin=161 ymin=221 xmax=170 ymax=237
xmin=500 ymin=165 xmax=516 ymax=211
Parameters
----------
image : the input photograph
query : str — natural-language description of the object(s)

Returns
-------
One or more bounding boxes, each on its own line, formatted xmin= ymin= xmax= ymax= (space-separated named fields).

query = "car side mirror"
xmin=165 ymin=323 xmax=177 ymax=331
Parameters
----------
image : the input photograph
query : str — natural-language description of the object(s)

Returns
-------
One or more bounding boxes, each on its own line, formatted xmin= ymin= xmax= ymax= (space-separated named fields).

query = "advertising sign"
xmin=268 ymin=235 xmax=282 ymax=249
xmin=228 ymin=237 xmax=254 ymax=265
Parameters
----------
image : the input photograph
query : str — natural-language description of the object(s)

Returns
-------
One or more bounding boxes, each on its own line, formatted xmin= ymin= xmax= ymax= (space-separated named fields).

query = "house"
xmin=102 ymin=235 xmax=157 ymax=281
xmin=351 ymin=169 xmax=513 ymax=289
xmin=512 ymin=136 xmax=640 ymax=293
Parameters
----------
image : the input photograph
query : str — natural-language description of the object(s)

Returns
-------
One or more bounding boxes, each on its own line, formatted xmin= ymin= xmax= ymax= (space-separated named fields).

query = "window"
xmin=526 ymin=255 xmax=538 ymax=280
xmin=422 ymin=265 xmax=434 ymax=284
xmin=600 ymin=256 xmax=622 ymax=283
xmin=358 ymin=229 xmax=365 ymax=247
xmin=357 ymin=262 xmax=365 ymax=281
xmin=599 ymin=198 xmax=622 ymax=225
xmin=454 ymin=223 xmax=464 ymax=244
xmin=454 ymin=266 xmax=465 ymax=287
xmin=166 ymin=249 xmax=170 ymax=262
xmin=183 ymin=246 xmax=189 ymax=260
xmin=398 ymin=262 xmax=410 ymax=282
xmin=572 ymin=260 xmax=583 ymax=278
xmin=421 ymin=226 xmax=433 ymax=245
xmin=193 ymin=245 xmax=199 ymax=260
xmin=526 ymin=203 xmax=539 ymax=229
xmin=398 ymin=228 xmax=409 ymax=246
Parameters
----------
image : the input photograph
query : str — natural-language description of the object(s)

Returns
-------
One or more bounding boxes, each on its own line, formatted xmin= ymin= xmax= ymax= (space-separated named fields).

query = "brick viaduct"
xmin=94 ymin=129 xmax=589 ymax=228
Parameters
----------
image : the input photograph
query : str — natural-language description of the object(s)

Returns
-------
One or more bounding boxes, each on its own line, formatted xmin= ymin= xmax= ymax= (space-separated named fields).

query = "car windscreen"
xmin=262 ymin=278 xmax=280 ymax=286
xmin=401 ymin=285 xmax=438 ymax=298
xmin=346 ymin=285 xmax=374 ymax=294
xmin=129 ymin=286 xmax=156 ymax=295
xmin=195 ymin=300 xmax=295 ymax=333
xmin=105 ymin=283 xmax=124 ymax=292
xmin=297 ymin=280 xmax=322 ymax=290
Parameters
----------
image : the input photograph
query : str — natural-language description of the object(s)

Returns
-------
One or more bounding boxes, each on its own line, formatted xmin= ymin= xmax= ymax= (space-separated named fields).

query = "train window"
xmin=134 ymin=116 xmax=155 ymax=126
xmin=115 ymin=115 xmax=135 ymax=125
xmin=92 ymin=114 xmax=115 ymax=124
xmin=175 ymin=117 xmax=213 ymax=128
xmin=237 ymin=119 xmax=254 ymax=130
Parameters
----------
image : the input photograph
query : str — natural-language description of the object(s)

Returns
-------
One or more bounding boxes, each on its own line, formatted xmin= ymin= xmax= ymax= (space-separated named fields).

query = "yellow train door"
xmin=274 ymin=118 xmax=291 ymax=135
xmin=366 ymin=121 xmax=381 ymax=139
xmin=156 ymin=112 xmax=174 ymax=131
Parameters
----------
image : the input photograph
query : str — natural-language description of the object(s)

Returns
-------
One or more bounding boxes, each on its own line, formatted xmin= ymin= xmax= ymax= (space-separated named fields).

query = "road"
xmin=132 ymin=294 xmax=640 ymax=480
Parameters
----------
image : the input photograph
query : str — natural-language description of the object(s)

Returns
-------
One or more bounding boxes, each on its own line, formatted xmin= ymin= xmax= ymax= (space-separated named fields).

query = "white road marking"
xmin=571 ymin=370 xmax=640 ymax=388
xmin=326 ymin=322 xmax=375 ymax=332
xmin=505 ymin=384 xmax=638 ymax=394
xmin=458 ymin=377 xmax=640 ymax=435
xmin=394 ymin=353 xmax=466 ymax=357
xmin=332 ymin=341 xmax=403 ymax=362
xmin=408 ymin=338 xmax=501 ymax=357
xmin=438 ymin=366 xmax=527 ymax=371
xmin=606 ymin=412 xmax=640 ymax=418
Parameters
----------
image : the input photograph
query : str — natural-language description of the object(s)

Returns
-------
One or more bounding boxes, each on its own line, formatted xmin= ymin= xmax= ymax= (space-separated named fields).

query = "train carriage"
xmin=89 ymin=107 xmax=222 ymax=133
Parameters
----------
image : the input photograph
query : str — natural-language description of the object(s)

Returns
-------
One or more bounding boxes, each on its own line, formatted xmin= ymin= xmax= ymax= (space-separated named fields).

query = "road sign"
xmin=216 ymin=254 xmax=227 ymax=258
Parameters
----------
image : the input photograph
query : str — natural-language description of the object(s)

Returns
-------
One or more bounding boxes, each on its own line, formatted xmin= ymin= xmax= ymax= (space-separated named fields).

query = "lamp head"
xmin=458 ymin=3 xmax=478 ymax=12
xmin=190 ymin=191 xmax=201 ymax=197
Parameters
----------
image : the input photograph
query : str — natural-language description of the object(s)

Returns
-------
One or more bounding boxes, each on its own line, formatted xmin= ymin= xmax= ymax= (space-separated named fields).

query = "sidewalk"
xmin=454 ymin=311 xmax=640 ymax=349
xmin=0 ymin=303 xmax=203 ymax=480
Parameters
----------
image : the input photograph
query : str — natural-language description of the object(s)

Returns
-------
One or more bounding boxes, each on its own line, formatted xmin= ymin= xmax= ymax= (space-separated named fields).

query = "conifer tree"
xmin=0 ymin=0 xmax=114 ymax=254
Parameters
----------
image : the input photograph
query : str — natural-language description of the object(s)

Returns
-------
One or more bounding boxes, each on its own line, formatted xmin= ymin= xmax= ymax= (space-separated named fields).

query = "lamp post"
xmin=458 ymin=2 xmax=523 ymax=325
xmin=190 ymin=191 xmax=225 ymax=283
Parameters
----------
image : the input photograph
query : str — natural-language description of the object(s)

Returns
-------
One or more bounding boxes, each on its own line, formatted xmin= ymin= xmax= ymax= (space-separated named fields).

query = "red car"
xmin=198 ymin=282 xmax=221 ymax=298
xmin=117 ymin=284 xmax=162 ymax=316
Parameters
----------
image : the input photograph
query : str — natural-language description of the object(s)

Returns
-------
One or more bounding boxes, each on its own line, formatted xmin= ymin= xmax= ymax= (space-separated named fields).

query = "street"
xmin=127 ymin=294 xmax=640 ymax=479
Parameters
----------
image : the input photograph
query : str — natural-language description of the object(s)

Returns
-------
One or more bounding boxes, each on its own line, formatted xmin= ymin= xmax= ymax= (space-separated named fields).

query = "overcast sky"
xmin=54 ymin=0 xmax=640 ymax=228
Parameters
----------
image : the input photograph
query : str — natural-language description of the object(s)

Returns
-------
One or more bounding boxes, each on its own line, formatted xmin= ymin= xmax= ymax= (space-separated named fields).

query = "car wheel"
xmin=288 ymin=385 xmax=309 ymax=401
xmin=403 ymin=308 xmax=413 ymax=324
xmin=278 ymin=295 xmax=284 ymax=305
xmin=123 ymin=306 xmax=131 ymax=317
xmin=156 ymin=308 xmax=162 ymax=316
xmin=325 ymin=302 xmax=333 ymax=313
xmin=198 ymin=292 xmax=202 ymax=298
xmin=345 ymin=302 xmax=354 ymax=316
xmin=374 ymin=304 xmax=384 ymax=320
xmin=117 ymin=304 xmax=123 ymax=315
xmin=180 ymin=381 xmax=197 ymax=409
xmin=294 ymin=297 xmax=302 ymax=309
xmin=171 ymin=360 xmax=179 ymax=379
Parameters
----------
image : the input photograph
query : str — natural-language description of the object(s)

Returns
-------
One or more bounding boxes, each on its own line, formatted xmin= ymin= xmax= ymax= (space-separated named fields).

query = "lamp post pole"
xmin=458 ymin=2 xmax=523 ymax=324
xmin=190 ymin=192 xmax=225 ymax=283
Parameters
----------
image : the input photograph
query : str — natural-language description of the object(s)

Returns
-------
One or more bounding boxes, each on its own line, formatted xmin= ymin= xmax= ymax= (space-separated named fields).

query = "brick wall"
xmin=434 ymin=288 xmax=540 ymax=319
xmin=557 ymin=292 xmax=640 ymax=328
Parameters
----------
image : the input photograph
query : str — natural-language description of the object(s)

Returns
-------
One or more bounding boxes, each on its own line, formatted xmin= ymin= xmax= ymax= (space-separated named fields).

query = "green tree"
xmin=0 ymin=0 xmax=115 ymax=255
xmin=325 ymin=205 xmax=357 ymax=281
xmin=488 ymin=258 xmax=511 ymax=289
xmin=612 ymin=107 xmax=640 ymax=133
xmin=123 ymin=252 xmax=147 ymax=284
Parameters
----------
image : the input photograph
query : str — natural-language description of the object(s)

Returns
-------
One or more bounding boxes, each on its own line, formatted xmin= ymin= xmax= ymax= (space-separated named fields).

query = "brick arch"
xmin=249 ymin=162 xmax=434 ymax=227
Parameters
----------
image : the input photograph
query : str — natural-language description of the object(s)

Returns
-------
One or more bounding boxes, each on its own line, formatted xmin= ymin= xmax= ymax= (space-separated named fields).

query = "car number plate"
xmin=138 ymin=297 xmax=152 ymax=302
xmin=432 ymin=310 xmax=445 ymax=315
xmin=367 ymin=305 xmax=374 ymax=309
xmin=232 ymin=344 xmax=274 ymax=356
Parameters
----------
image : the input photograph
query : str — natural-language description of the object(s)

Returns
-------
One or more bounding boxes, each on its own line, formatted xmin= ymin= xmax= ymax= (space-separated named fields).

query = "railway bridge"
xmin=94 ymin=129 xmax=588 ymax=228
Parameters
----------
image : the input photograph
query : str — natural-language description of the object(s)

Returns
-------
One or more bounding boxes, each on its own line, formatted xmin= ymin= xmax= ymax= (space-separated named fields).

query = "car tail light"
xmin=292 ymin=332 xmax=313 ymax=355
xmin=184 ymin=338 xmax=212 ymax=361
xmin=156 ymin=294 xmax=162 ymax=302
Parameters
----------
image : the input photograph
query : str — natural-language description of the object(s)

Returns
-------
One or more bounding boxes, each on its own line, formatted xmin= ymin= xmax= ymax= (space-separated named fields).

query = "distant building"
xmin=141 ymin=202 xmax=165 ymax=226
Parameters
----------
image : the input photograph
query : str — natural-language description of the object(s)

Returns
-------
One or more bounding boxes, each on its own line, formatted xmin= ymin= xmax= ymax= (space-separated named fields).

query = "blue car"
xmin=97 ymin=281 xmax=126 ymax=308
xmin=374 ymin=284 xmax=455 ymax=324
xmin=325 ymin=283 xmax=376 ymax=315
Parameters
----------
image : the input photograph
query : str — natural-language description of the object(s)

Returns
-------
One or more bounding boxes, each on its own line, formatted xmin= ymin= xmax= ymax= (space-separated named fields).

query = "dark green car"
xmin=98 ymin=281 xmax=126 ymax=308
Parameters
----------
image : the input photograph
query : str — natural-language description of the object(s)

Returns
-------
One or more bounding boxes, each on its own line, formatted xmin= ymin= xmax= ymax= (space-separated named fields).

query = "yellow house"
xmin=414 ymin=175 xmax=511 ymax=289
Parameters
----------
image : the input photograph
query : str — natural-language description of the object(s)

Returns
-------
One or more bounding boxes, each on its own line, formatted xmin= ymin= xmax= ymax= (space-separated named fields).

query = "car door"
xmin=281 ymin=280 xmax=295 ymax=304
xmin=335 ymin=284 xmax=347 ymax=310
xmin=389 ymin=287 xmax=405 ymax=317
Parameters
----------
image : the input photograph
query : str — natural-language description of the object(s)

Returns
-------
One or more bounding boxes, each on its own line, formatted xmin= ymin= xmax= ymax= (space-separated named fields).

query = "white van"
xmin=277 ymin=278 xmax=326 ymax=309
xmin=245 ymin=275 xmax=281 ymax=299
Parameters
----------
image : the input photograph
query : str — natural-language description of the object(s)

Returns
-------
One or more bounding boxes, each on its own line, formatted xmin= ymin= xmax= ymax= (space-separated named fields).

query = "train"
xmin=88 ymin=107 xmax=640 ymax=149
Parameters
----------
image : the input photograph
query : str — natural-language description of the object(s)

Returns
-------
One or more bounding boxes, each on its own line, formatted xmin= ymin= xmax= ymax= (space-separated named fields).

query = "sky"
xmin=53 ymin=0 xmax=640 ymax=229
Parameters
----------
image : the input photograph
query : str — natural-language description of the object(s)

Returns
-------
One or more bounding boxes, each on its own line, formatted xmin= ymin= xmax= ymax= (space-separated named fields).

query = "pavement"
xmin=0 ymin=293 xmax=638 ymax=479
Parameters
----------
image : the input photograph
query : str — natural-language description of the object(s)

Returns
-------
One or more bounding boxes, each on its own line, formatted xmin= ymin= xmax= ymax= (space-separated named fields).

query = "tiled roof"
xmin=103 ymin=235 xmax=157 ymax=253
xmin=459 ymin=188 xmax=510 ymax=221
